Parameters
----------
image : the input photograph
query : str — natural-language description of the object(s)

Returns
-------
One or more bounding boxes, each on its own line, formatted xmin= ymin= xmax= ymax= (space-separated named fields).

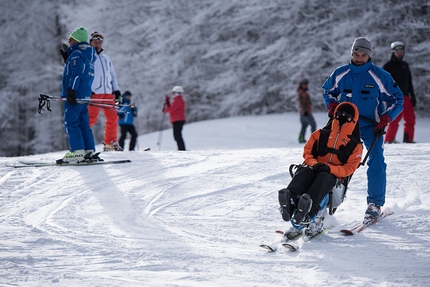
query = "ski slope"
xmin=1 ymin=112 xmax=430 ymax=286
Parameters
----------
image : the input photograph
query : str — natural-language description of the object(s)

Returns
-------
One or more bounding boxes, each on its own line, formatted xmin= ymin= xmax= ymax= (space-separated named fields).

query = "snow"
xmin=1 ymin=112 xmax=430 ymax=286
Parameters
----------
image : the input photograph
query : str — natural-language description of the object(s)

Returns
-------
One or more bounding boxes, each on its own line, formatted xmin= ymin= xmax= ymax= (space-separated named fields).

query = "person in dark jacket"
xmin=163 ymin=86 xmax=186 ymax=151
xmin=383 ymin=41 xmax=417 ymax=143
xmin=118 ymin=91 xmax=138 ymax=151
xmin=278 ymin=102 xmax=363 ymax=238
xmin=296 ymin=78 xmax=317 ymax=143
xmin=60 ymin=26 xmax=97 ymax=163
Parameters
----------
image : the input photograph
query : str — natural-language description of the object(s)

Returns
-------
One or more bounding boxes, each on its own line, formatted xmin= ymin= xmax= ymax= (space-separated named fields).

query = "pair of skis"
xmin=259 ymin=224 xmax=334 ymax=252
xmin=261 ymin=209 xmax=393 ymax=252
xmin=5 ymin=159 xmax=131 ymax=168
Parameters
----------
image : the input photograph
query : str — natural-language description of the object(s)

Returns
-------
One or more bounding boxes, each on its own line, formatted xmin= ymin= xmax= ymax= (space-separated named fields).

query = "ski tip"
xmin=282 ymin=243 xmax=299 ymax=251
xmin=259 ymin=244 xmax=276 ymax=252
xmin=275 ymin=230 xmax=285 ymax=235
xmin=340 ymin=229 xmax=355 ymax=236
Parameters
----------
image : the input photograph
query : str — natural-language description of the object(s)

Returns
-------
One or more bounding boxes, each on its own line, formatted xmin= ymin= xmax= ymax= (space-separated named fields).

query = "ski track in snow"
xmin=1 ymin=115 xmax=430 ymax=286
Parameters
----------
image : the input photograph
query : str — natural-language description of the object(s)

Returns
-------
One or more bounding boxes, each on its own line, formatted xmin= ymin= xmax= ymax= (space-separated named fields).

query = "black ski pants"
xmin=172 ymin=121 xmax=186 ymax=151
xmin=119 ymin=124 xmax=138 ymax=151
xmin=287 ymin=166 xmax=336 ymax=217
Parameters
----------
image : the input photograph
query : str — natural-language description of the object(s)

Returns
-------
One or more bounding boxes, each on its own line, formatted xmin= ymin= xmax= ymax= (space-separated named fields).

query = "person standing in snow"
xmin=118 ymin=91 xmax=138 ymax=151
xmin=296 ymin=78 xmax=317 ymax=143
xmin=162 ymin=86 xmax=186 ymax=151
xmin=88 ymin=31 xmax=123 ymax=151
xmin=279 ymin=102 xmax=363 ymax=238
xmin=322 ymin=37 xmax=403 ymax=225
xmin=60 ymin=26 xmax=98 ymax=163
xmin=383 ymin=41 xmax=417 ymax=143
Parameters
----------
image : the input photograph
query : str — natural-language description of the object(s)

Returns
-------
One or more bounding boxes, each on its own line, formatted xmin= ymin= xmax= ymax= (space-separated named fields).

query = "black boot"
xmin=278 ymin=188 xmax=294 ymax=221
xmin=292 ymin=194 xmax=312 ymax=225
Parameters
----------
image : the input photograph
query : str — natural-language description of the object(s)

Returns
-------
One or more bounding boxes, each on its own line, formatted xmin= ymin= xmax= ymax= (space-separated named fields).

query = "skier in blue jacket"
xmin=60 ymin=26 xmax=97 ymax=163
xmin=322 ymin=37 xmax=404 ymax=225
xmin=118 ymin=91 xmax=138 ymax=151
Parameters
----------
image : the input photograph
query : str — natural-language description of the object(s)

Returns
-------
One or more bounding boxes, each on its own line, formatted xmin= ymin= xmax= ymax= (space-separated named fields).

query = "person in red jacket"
xmin=163 ymin=86 xmax=186 ymax=150
xmin=278 ymin=102 xmax=363 ymax=238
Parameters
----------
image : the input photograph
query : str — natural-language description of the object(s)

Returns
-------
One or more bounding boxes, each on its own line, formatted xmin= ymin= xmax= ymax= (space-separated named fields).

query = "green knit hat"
xmin=70 ymin=26 xmax=88 ymax=43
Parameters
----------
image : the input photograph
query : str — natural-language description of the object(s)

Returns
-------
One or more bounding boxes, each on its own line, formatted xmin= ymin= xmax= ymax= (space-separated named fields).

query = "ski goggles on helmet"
xmin=393 ymin=46 xmax=404 ymax=52
xmin=90 ymin=32 xmax=104 ymax=42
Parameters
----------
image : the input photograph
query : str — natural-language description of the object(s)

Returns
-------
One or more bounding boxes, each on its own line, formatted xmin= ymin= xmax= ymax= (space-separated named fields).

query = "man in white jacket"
xmin=88 ymin=31 xmax=122 ymax=151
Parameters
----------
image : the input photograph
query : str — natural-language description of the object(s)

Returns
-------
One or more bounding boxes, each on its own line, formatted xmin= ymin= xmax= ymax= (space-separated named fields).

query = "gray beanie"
xmin=351 ymin=37 xmax=372 ymax=58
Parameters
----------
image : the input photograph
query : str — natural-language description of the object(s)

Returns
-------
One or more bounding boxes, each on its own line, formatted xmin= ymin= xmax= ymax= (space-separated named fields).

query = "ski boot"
xmin=363 ymin=203 xmax=381 ymax=226
xmin=278 ymin=188 xmax=294 ymax=222
xmin=292 ymin=194 xmax=312 ymax=225
xmin=305 ymin=208 xmax=326 ymax=237
xmin=57 ymin=149 xmax=86 ymax=164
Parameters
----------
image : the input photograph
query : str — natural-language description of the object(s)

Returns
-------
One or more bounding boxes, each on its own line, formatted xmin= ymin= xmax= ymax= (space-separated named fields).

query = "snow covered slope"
xmin=1 ymin=113 xmax=430 ymax=286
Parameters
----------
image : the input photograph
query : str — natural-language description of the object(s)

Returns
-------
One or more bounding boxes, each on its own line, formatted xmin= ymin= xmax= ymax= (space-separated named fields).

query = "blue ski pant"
xmin=64 ymin=103 xmax=95 ymax=152
xmin=360 ymin=124 xmax=387 ymax=206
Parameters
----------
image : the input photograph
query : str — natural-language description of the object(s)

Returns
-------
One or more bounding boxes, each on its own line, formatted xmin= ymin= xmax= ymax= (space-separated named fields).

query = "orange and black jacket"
xmin=303 ymin=102 xmax=363 ymax=179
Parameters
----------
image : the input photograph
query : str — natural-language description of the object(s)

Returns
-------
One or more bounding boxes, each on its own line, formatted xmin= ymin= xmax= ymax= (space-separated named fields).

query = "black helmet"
xmin=336 ymin=103 xmax=355 ymax=125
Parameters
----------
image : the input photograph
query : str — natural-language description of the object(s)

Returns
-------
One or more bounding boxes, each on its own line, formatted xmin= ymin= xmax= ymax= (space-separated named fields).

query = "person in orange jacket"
xmin=278 ymin=102 xmax=363 ymax=238
xmin=162 ymin=86 xmax=186 ymax=150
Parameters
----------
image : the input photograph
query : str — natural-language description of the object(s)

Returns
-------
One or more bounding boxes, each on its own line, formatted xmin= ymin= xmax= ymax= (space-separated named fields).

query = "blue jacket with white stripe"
xmin=61 ymin=42 xmax=96 ymax=99
xmin=322 ymin=60 xmax=404 ymax=127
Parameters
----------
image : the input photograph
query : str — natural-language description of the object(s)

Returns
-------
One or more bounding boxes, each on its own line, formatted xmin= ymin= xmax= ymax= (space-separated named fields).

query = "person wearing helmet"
xmin=163 ymin=86 xmax=186 ymax=150
xmin=322 ymin=37 xmax=403 ymax=226
xmin=383 ymin=41 xmax=417 ymax=143
xmin=296 ymin=78 xmax=317 ymax=143
xmin=278 ymin=102 xmax=363 ymax=238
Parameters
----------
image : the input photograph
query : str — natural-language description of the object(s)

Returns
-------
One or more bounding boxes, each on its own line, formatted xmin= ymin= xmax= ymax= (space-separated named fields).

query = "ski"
xmin=282 ymin=224 xmax=335 ymax=251
xmin=340 ymin=209 xmax=394 ymax=236
xmin=260 ymin=230 xmax=303 ymax=252
xmin=6 ymin=159 xmax=131 ymax=168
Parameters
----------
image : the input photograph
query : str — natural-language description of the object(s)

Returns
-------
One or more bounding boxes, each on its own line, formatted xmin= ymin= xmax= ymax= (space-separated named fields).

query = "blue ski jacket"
xmin=61 ymin=42 xmax=96 ymax=99
xmin=118 ymin=96 xmax=137 ymax=125
xmin=322 ymin=60 xmax=404 ymax=128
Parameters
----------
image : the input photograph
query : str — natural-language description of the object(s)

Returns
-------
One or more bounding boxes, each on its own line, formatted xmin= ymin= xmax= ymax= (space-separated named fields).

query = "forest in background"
xmin=0 ymin=0 xmax=429 ymax=156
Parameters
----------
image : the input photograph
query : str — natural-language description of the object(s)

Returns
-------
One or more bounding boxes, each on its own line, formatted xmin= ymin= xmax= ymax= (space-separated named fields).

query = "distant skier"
xmin=383 ymin=41 xmax=417 ymax=143
xmin=278 ymin=102 xmax=363 ymax=238
xmin=296 ymin=78 xmax=317 ymax=143
xmin=322 ymin=37 xmax=403 ymax=225
xmin=162 ymin=86 xmax=186 ymax=151
xmin=118 ymin=91 xmax=138 ymax=151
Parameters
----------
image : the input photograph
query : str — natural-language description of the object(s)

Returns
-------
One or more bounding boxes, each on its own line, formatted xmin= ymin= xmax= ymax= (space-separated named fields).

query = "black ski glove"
xmin=60 ymin=44 xmax=68 ymax=63
xmin=114 ymin=90 xmax=122 ymax=104
xmin=66 ymin=88 xmax=77 ymax=105
xmin=313 ymin=163 xmax=330 ymax=173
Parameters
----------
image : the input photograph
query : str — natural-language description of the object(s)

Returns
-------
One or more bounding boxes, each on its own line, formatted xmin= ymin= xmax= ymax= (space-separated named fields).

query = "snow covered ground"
xmin=1 ymin=112 xmax=430 ymax=286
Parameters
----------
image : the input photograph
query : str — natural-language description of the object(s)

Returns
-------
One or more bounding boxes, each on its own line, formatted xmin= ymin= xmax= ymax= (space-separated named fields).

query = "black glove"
xmin=60 ymin=44 xmax=68 ymax=63
xmin=304 ymin=111 xmax=309 ymax=116
xmin=114 ymin=90 xmax=122 ymax=104
xmin=411 ymin=95 xmax=416 ymax=107
xmin=66 ymin=88 xmax=77 ymax=104
xmin=165 ymin=95 xmax=170 ymax=105
xmin=313 ymin=163 xmax=330 ymax=173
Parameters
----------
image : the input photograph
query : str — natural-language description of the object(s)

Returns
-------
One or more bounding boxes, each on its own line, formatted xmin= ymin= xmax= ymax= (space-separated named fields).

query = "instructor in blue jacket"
xmin=60 ymin=26 xmax=97 ymax=163
xmin=322 ymin=37 xmax=403 ymax=226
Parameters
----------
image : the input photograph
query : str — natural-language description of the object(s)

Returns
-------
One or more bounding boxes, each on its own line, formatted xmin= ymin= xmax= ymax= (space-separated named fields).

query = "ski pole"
xmin=360 ymin=132 xmax=382 ymax=167
xmin=157 ymin=111 xmax=166 ymax=151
